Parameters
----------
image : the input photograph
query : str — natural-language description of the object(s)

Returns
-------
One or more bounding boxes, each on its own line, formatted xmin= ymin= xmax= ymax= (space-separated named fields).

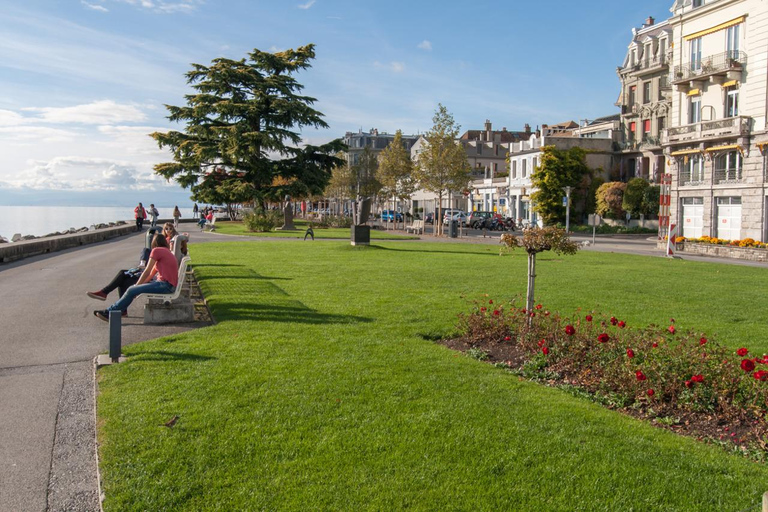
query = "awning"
xmin=684 ymin=16 xmax=745 ymax=41
xmin=722 ymin=80 xmax=739 ymax=88
xmin=705 ymin=144 xmax=742 ymax=152
xmin=670 ymin=148 xmax=701 ymax=156
xmin=687 ymin=88 xmax=701 ymax=96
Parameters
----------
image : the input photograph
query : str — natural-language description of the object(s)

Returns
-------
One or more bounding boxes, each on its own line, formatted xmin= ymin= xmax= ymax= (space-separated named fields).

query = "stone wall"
xmin=674 ymin=242 xmax=768 ymax=262
xmin=0 ymin=224 xmax=138 ymax=263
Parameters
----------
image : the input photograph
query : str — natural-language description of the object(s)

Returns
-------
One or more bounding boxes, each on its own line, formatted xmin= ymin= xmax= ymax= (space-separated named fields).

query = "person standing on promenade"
xmin=149 ymin=204 xmax=160 ymax=228
xmin=173 ymin=206 xmax=181 ymax=228
xmin=134 ymin=202 xmax=146 ymax=231
xmin=193 ymin=202 xmax=199 ymax=219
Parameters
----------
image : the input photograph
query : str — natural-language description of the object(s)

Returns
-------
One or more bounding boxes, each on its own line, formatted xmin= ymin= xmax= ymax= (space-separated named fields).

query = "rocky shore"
xmin=0 ymin=221 xmax=129 ymax=244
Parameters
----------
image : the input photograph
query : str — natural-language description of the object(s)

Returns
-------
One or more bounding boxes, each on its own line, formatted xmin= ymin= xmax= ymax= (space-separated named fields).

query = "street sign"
xmin=588 ymin=214 xmax=601 ymax=226
xmin=562 ymin=197 xmax=567 ymax=207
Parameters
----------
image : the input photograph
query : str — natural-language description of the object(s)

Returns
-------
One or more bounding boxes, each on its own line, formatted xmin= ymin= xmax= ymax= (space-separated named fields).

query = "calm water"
xmin=0 ymin=206 xmax=197 ymax=240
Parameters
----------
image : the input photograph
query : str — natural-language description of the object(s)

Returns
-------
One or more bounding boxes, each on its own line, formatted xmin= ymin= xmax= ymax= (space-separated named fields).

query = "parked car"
xmin=442 ymin=210 xmax=468 ymax=226
xmin=424 ymin=212 xmax=434 ymax=224
xmin=467 ymin=211 xmax=500 ymax=228
xmin=380 ymin=210 xmax=403 ymax=222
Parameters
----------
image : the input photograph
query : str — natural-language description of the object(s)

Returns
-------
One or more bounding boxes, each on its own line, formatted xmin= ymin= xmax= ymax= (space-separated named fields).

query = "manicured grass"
xmin=97 ymin=241 xmax=768 ymax=511
xmin=214 ymin=219 xmax=418 ymax=240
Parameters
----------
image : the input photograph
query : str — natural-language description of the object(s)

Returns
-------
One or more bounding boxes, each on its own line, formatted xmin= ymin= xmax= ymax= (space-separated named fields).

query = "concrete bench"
xmin=143 ymin=256 xmax=194 ymax=324
xmin=405 ymin=219 xmax=424 ymax=234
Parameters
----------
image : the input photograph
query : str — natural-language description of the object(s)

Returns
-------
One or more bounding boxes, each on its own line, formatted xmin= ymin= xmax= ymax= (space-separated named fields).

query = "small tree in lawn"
xmin=352 ymin=146 xmax=382 ymax=199
xmin=500 ymin=227 xmax=578 ymax=320
xmin=530 ymin=146 xmax=592 ymax=225
xmin=413 ymin=104 xmax=471 ymax=235
xmin=377 ymin=130 xmax=415 ymax=229
xmin=595 ymin=181 xmax=627 ymax=219
xmin=325 ymin=152 xmax=354 ymax=213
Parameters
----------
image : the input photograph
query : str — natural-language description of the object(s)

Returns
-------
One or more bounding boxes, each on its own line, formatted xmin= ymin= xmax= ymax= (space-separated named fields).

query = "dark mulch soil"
xmin=438 ymin=337 xmax=768 ymax=461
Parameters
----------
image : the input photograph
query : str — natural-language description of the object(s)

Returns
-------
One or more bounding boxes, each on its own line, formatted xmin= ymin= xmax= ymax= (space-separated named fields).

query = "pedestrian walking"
xmin=193 ymin=202 xmax=199 ymax=219
xmin=134 ymin=202 xmax=147 ymax=231
xmin=173 ymin=206 xmax=181 ymax=228
xmin=149 ymin=203 xmax=160 ymax=227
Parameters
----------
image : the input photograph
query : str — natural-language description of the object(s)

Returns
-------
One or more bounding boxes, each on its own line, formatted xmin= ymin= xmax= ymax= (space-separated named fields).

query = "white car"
xmin=442 ymin=211 xmax=468 ymax=226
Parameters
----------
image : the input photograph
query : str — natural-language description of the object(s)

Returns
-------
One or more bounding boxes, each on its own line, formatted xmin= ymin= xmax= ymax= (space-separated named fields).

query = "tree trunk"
xmin=526 ymin=252 xmax=536 ymax=325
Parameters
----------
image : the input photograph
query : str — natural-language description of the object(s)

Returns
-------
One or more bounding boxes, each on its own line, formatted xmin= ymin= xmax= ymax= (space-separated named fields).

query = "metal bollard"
xmin=108 ymin=310 xmax=122 ymax=362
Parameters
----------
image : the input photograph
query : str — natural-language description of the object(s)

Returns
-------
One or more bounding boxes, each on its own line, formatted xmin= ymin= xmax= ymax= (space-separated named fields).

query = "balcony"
xmin=713 ymin=165 xmax=742 ymax=184
xmin=679 ymin=170 xmax=706 ymax=187
xmin=671 ymin=51 xmax=746 ymax=90
xmin=664 ymin=116 xmax=751 ymax=145
xmin=622 ymin=54 xmax=668 ymax=76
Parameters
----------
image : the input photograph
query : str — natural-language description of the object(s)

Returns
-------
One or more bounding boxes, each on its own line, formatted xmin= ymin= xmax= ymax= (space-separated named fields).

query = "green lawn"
xmin=97 ymin=241 xmax=768 ymax=511
xmin=214 ymin=219 xmax=418 ymax=240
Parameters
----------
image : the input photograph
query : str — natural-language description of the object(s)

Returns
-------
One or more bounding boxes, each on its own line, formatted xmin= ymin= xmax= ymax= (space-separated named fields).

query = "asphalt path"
xmin=1 ymin=223 xmax=764 ymax=512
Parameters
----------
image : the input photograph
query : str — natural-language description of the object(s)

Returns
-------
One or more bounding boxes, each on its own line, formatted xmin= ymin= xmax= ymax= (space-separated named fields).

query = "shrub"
xmin=242 ymin=209 xmax=282 ymax=232
xmin=595 ymin=182 xmax=627 ymax=219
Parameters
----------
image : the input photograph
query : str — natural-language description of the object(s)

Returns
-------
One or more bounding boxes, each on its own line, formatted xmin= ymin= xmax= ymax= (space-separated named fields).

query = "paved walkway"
xmin=1 ymin=224 xmax=764 ymax=511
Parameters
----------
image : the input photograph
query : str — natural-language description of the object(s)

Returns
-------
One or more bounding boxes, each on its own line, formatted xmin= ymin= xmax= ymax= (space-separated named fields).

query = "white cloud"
xmin=9 ymin=156 xmax=148 ymax=191
xmin=23 ymin=101 xmax=147 ymax=125
xmin=417 ymin=40 xmax=432 ymax=51
xmin=0 ymin=126 xmax=77 ymax=143
xmin=0 ymin=110 xmax=27 ymax=126
xmin=82 ymin=1 xmax=109 ymax=12
xmin=297 ymin=0 xmax=315 ymax=9
xmin=113 ymin=0 xmax=202 ymax=13
xmin=374 ymin=61 xmax=405 ymax=73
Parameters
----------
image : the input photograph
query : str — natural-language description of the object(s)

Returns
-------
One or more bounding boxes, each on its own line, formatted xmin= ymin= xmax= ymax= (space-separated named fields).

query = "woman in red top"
xmin=93 ymin=234 xmax=179 ymax=321
xmin=134 ymin=202 xmax=147 ymax=232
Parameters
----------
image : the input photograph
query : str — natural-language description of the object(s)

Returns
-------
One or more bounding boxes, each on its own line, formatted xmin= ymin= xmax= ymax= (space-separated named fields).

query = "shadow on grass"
xmin=364 ymin=245 xmax=500 ymax=257
xmin=130 ymin=350 xmax=217 ymax=363
xmin=214 ymin=302 xmax=373 ymax=325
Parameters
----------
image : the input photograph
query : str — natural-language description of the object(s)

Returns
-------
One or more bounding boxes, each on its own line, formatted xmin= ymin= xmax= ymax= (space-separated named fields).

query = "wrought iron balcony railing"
xmin=671 ymin=51 xmax=746 ymax=83
xmin=622 ymin=54 xmax=668 ymax=74
xmin=664 ymin=116 xmax=751 ymax=144
xmin=713 ymin=166 xmax=742 ymax=184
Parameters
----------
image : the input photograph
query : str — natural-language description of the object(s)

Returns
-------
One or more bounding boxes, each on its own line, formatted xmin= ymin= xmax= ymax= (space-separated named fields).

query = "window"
xmin=726 ymin=24 xmax=740 ymax=59
xmin=680 ymin=154 xmax=704 ymax=185
xmin=522 ymin=159 xmax=527 ymax=178
xmin=725 ymin=87 xmax=739 ymax=117
xmin=714 ymin=150 xmax=742 ymax=182
xmin=512 ymin=160 xmax=517 ymax=179
xmin=532 ymin=157 xmax=537 ymax=171
xmin=643 ymin=81 xmax=651 ymax=104
xmin=476 ymin=143 xmax=482 ymax=155
xmin=690 ymin=37 xmax=702 ymax=71
xmin=628 ymin=85 xmax=636 ymax=106
xmin=692 ymin=0 xmax=703 ymax=7
xmin=689 ymin=97 xmax=701 ymax=124
xmin=643 ymin=120 xmax=651 ymax=139
xmin=657 ymin=117 xmax=665 ymax=137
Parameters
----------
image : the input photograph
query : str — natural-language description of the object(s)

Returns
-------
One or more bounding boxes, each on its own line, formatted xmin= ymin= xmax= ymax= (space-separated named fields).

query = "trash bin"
xmin=450 ymin=220 xmax=458 ymax=238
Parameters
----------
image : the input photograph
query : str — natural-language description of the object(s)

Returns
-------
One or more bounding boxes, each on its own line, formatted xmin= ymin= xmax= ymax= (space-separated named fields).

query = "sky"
xmin=0 ymin=0 xmax=674 ymax=207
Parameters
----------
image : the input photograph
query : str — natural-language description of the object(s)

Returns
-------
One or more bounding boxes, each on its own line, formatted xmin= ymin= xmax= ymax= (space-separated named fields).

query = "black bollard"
xmin=109 ymin=310 xmax=122 ymax=362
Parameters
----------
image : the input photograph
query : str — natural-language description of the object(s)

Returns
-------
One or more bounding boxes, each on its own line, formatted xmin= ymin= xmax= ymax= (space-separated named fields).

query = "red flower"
xmin=635 ymin=370 xmax=647 ymax=381
xmin=597 ymin=333 xmax=609 ymax=343
xmin=585 ymin=314 xmax=593 ymax=322
xmin=685 ymin=380 xmax=693 ymax=389
xmin=699 ymin=337 xmax=707 ymax=345
xmin=741 ymin=359 xmax=756 ymax=372
xmin=652 ymin=342 xmax=658 ymax=348
xmin=646 ymin=389 xmax=654 ymax=397
xmin=504 ymin=336 xmax=511 ymax=342
xmin=544 ymin=311 xmax=550 ymax=317
xmin=753 ymin=370 xmax=768 ymax=381
xmin=542 ymin=347 xmax=549 ymax=355
xmin=610 ymin=316 xmax=618 ymax=326
xmin=565 ymin=325 xmax=576 ymax=336
xmin=691 ymin=374 xmax=704 ymax=383
xmin=535 ymin=304 xmax=543 ymax=310
xmin=668 ymin=325 xmax=676 ymax=334
xmin=521 ymin=309 xmax=527 ymax=314
xmin=489 ymin=300 xmax=493 ymax=304
xmin=737 ymin=348 xmax=748 ymax=357
xmin=529 ymin=312 xmax=535 ymax=318
xmin=493 ymin=310 xmax=500 ymax=316
xmin=618 ymin=321 xmax=626 ymax=328
xmin=480 ymin=307 xmax=487 ymax=313
xmin=537 ymin=339 xmax=546 ymax=347
xmin=670 ymin=318 xmax=675 ymax=323
xmin=626 ymin=349 xmax=635 ymax=358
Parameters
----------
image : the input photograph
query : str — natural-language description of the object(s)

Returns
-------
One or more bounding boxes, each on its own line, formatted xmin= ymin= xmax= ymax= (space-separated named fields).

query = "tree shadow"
xmin=366 ymin=245 xmax=500 ymax=257
xmin=214 ymin=302 xmax=373 ymax=325
xmin=130 ymin=350 xmax=217 ymax=363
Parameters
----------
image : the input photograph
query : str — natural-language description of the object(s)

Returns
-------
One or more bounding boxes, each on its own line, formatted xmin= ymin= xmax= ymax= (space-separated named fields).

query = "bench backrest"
xmin=171 ymin=234 xmax=189 ymax=265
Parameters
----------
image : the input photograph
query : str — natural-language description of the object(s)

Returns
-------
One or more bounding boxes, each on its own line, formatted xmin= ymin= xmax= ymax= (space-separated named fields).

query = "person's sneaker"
xmin=94 ymin=310 xmax=109 ymax=322
xmin=87 ymin=290 xmax=107 ymax=301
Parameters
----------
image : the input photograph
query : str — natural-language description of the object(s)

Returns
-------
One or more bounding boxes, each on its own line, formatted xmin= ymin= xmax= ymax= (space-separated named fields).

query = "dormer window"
xmin=692 ymin=0 xmax=703 ymax=7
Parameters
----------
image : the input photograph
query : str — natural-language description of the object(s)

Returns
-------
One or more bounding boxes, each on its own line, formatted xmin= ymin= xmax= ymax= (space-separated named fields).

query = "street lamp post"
xmin=563 ymin=186 xmax=572 ymax=233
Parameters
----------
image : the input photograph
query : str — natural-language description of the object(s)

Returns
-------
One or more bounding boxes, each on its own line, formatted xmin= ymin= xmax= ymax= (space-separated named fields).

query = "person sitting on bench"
xmin=93 ymin=233 xmax=179 ymax=322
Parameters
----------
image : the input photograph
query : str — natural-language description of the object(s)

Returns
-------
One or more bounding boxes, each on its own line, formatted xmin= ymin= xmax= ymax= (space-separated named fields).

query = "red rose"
xmin=691 ymin=374 xmax=704 ymax=383
xmin=668 ymin=325 xmax=676 ymax=334
xmin=685 ymin=380 xmax=693 ymax=388
xmin=544 ymin=311 xmax=550 ymax=317
xmin=670 ymin=318 xmax=675 ymax=323
xmin=646 ymin=389 xmax=654 ymax=397
xmin=598 ymin=333 xmax=609 ymax=343
xmin=565 ymin=325 xmax=576 ymax=336
xmin=493 ymin=310 xmax=500 ymax=316
xmin=635 ymin=370 xmax=647 ymax=381
xmin=618 ymin=321 xmax=626 ymax=328
xmin=737 ymin=348 xmax=748 ymax=356
xmin=504 ymin=336 xmax=511 ymax=341
xmin=610 ymin=316 xmax=618 ymax=326
xmin=489 ymin=300 xmax=493 ymax=304
xmin=741 ymin=359 xmax=756 ymax=372
xmin=537 ymin=339 xmax=546 ymax=347
xmin=480 ymin=307 xmax=487 ymax=313
xmin=652 ymin=342 xmax=658 ymax=348
xmin=585 ymin=315 xmax=593 ymax=322
xmin=754 ymin=370 xmax=768 ymax=381
xmin=626 ymin=349 xmax=635 ymax=358
xmin=529 ymin=312 xmax=536 ymax=318
xmin=521 ymin=309 xmax=527 ymax=313
xmin=699 ymin=337 xmax=707 ymax=345
xmin=535 ymin=304 xmax=543 ymax=310
xmin=542 ymin=347 xmax=549 ymax=355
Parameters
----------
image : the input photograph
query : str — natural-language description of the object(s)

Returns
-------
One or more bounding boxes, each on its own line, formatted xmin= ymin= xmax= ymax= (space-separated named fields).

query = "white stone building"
xmin=664 ymin=0 xmax=768 ymax=241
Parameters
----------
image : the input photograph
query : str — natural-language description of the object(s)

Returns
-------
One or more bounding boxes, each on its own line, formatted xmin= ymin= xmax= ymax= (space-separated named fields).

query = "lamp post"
xmin=563 ymin=186 xmax=572 ymax=233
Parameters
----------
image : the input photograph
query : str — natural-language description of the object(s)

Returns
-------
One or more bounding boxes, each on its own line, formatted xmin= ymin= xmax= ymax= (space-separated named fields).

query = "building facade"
xmin=664 ymin=0 xmax=768 ymax=241
xmin=343 ymin=128 xmax=419 ymax=166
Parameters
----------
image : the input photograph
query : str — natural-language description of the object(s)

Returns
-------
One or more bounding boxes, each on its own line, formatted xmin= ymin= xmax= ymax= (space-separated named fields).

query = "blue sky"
xmin=0 ymin=0 xmax=673 ymax=206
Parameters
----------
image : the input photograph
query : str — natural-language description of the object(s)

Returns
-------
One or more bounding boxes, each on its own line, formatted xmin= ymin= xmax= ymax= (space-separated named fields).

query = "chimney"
xmin=502 ymin=127 xmax=507 ymax=132
xmin=644 ymin=16 xmax=655 ymax=27
xmin=524 ymin=123 xmax=531 ymax=134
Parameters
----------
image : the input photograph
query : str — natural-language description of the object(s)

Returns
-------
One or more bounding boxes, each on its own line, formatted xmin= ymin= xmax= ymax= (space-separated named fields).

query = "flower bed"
xmin=676 ymin=235 xmax=768 ymax=249
xmin=441 ymin=299 xmax=768 ymax=460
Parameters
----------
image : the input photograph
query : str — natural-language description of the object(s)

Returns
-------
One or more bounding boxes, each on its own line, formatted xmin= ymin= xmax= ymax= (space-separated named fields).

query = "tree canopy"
xmin=529 ymin=146 xmax=592 ymax=226
xmin=352 ymin=147 xmax=382 ymax=198
xmin=595 ymin=181 xmax=628 ymax=219
xmin=377 ymin=130 xmax=415 ymax=201
xmin=151 ymin=44 xmax=344 ymax=207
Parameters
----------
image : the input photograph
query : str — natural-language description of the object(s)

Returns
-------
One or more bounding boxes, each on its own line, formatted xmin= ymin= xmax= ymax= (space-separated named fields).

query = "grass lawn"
xmin=214 ymin=219 xmax=418 ymax=240
xmin=97 ymin=241 xmax=768 ymax=511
